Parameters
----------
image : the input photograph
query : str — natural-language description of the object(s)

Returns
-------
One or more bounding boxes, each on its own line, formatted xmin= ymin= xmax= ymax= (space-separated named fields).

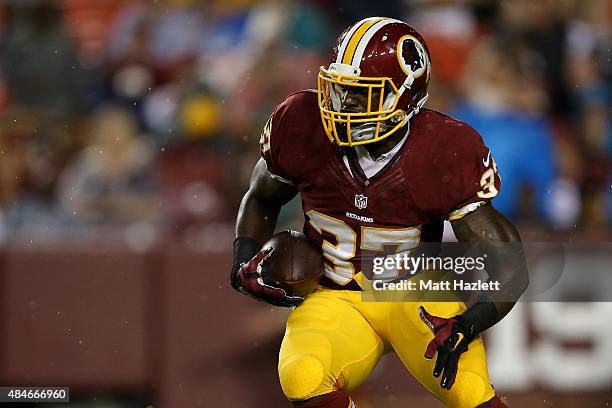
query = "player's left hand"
xmin=419 ymin=306 xmax=474 ymax=390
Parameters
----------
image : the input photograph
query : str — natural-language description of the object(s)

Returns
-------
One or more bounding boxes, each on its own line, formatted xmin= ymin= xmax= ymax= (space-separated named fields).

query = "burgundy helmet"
xmin=318 ymin=17 xmax=431 ymax=146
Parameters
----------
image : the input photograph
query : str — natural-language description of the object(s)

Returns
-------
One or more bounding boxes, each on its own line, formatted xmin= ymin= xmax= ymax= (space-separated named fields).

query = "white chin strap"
xmin=406 ymin=93 xmax=429 ymax=122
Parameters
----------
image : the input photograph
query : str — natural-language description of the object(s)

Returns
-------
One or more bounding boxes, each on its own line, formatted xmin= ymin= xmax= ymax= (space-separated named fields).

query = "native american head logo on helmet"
xmin=318 ymin=17 xmax=431 ymax=146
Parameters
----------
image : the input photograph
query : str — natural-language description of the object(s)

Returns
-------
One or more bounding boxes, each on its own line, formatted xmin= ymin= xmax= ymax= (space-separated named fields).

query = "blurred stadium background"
xmin=0 ymin=0 xmax=610 ymax=406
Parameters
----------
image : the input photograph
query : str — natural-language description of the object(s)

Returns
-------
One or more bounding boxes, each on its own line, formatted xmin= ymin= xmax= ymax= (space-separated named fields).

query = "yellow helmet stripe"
xmin=340 ymin=17 xmax=387 ymax=65
xmin=335 ymin=19 xmax=368 ymax=64
xmin=351 ymin=18 xmax=403 ymax=66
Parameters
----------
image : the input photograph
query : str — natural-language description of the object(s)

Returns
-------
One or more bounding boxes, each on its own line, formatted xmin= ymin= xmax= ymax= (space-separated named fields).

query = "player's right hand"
xmin=231 ymin=249 xmax=303 ymax=307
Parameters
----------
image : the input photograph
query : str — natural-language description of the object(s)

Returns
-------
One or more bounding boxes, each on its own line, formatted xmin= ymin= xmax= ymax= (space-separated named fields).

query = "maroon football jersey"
xmin=260 ymin=90 xmax=500 ymax=287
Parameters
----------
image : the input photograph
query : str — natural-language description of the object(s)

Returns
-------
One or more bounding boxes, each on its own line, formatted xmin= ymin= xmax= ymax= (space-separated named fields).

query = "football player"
xmin=230 ymin=17 xmax=528 ymax=408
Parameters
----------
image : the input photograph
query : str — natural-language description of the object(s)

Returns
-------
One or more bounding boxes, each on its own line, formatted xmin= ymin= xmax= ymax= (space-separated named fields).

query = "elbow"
xmin=499 ymin=220 xmax=522 ymax=243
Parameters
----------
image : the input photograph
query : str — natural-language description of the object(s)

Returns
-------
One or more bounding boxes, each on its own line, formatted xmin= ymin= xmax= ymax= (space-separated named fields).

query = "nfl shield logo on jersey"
xmin=354 ymin=194 xmax=368 ymax=210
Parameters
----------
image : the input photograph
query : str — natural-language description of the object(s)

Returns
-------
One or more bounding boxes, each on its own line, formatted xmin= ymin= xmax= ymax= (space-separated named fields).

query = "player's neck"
xmin=363 ymin=125 xmax=409 ymax=160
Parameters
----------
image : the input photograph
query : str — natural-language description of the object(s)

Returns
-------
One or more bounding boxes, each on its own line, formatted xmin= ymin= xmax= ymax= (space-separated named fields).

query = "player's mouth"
xmin=350 ymin=122 xmax=388 ymax=142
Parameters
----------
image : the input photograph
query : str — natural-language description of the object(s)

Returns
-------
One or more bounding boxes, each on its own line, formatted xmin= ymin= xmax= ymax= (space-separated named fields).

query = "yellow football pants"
xmin=278 ymin=287 xmax=496 ymax=407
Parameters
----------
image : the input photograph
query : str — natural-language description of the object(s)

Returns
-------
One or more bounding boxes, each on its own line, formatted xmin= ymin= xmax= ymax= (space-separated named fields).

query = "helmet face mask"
xmin=318 ymin=64 xmax=406 ymax=146
xmin=317 ymin=17 xmax=431 ymax=147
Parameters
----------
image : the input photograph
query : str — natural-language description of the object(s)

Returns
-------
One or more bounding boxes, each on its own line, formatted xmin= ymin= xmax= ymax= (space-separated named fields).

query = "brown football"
xmin=259 ymin=230 xmax=323 ymax=297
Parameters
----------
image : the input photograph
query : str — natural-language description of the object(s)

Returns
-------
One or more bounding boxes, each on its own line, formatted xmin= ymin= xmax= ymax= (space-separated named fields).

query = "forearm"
xmin=467 ymin=239 xmax=528 ymax=331
xmin=452 ymin=204 xmax=529 ymax=334
xmin=231 ymin=158 xmax=297 ymax=290
xmin=480 ymin=215 xmax=527 ymax=324
xmin=236 ymin=190 xmax=282 ymax=244
xmin=235 ymin=158 xmax=296 ymax=243
xmin=456 ymin=259 xmax=526 ymax=338
xmin=232 ymin=191 xmax=283 ymax=280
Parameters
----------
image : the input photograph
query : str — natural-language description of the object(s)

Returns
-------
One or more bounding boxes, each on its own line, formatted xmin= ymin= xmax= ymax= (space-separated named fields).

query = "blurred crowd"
xmin=0 ymin=0 xmax=609 ymax=249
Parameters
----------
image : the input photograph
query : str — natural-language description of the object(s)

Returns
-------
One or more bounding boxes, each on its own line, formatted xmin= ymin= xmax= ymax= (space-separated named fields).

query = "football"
xmin=259 ymin=230 xmax=324 ymax=298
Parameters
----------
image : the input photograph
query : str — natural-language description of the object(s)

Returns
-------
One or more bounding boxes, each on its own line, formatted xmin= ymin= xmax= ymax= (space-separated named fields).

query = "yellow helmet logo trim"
xmin=396 ymin=34 xmax=431 ymax=81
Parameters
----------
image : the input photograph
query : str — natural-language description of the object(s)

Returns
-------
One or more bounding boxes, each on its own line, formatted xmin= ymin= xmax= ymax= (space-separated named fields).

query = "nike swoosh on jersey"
xmin=482 ymin=151 xmax=491 ymax=167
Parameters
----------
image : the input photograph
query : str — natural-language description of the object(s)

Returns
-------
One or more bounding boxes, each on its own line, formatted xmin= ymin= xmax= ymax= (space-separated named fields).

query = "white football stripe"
xmin=351 ymin=18 xmax=404 ymax=67
xmin=336 ymin=17 xmax=381 ymax=64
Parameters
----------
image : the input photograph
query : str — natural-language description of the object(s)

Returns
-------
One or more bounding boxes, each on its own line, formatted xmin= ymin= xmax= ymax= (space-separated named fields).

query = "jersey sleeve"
xmin=443 ymin=125 xmax=501 ymax=221
xmin=259 ymin=97 xmax=297 ymax=186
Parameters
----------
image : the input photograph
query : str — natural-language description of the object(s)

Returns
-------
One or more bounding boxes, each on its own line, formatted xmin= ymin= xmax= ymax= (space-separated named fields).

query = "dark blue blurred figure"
xmin=452 ymin=103 xmax=556 ymax=222
xmin=451 ymin=38 xmax=558 ymax=224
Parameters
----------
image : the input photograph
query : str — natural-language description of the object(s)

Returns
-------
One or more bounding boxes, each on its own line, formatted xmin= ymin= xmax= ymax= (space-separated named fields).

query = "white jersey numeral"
xmin=307 ymin=210 xmax=421 ymax=285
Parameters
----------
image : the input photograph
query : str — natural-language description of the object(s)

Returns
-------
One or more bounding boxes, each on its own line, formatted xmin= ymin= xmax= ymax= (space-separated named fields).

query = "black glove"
xmin=419 ymin=302 xmax=498 ymax=390
xmin=419 ymin=306 xmax=474 ymax=390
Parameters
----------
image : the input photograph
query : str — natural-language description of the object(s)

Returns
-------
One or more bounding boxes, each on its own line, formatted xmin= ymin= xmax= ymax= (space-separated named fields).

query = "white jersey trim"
xmin=448 ymin=201 xmax=486 ymax=221
xmin=270 ymin=173 xmax=295 ymax=186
